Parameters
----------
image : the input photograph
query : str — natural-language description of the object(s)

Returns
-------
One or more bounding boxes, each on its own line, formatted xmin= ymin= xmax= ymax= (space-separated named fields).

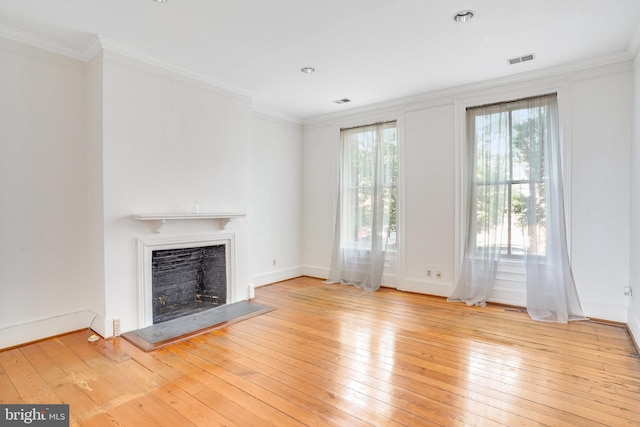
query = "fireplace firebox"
xmin=152 ymin=245 xmax=226 ymax=323
xmin=137 ymin=234 xmax=235 ymax=328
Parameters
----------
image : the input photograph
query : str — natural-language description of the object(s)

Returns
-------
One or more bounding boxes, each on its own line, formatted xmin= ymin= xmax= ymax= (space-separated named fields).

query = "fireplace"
xmin=137 ymin=234 xmax=236 ymax=327
xmin=152 ymin=245 xmax=226 ymax=323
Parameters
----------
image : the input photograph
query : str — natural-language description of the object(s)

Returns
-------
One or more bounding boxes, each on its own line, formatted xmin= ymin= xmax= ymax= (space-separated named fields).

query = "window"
xmin=341 ymin=121 xmax=397 ymax=250
xmin=452 ymin=92 xmax=586 ymax=322
xmin=469 ymin=97 xmax=551 ymax=259
xmin=327 ymin=121 xmax=398 ymax=291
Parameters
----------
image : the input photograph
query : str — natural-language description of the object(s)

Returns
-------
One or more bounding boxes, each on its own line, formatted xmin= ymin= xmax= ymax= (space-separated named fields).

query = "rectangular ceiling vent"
xmin=508 ymin=53 xmax=535 ymax=65
xmin=333 ymin=98 xmax=351 ymax=104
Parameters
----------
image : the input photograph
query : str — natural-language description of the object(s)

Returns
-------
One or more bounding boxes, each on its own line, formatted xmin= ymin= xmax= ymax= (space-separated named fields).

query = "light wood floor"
xmin=1 ymin=277 xmax=639 ymax=426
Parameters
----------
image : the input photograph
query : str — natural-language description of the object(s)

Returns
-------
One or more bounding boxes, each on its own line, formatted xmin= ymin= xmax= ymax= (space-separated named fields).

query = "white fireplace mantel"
xmin=132 ymin=212 xmax=246 ymax=233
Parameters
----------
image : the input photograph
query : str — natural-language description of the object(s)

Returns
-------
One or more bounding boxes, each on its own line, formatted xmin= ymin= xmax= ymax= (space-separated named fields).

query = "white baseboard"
xmin=398 ymin=278 xmax=528 ymax=308
xmin=301 ymin=266 xmax=398 ymax=289
xmin=252 ymin=265 xmax=304 ymax=288
xmin=94 ymin=314 xmax=113 ymax=339
xmin=272 ymin=268 xmax=632 ymax=325
xmin=397 ymin=277 xmax=453 ymax=297
xmin=488 ymin=288 xmax=527 ymax=307
xmin=582 ymin=301 xmax=628 ymax=323
xmin=302 ymin=265 xmax=329 ymax=280
xmin=626 ymin=303 xmax=640 ymax=352
xmin=0 ymin=309 xmax=96 ymax=350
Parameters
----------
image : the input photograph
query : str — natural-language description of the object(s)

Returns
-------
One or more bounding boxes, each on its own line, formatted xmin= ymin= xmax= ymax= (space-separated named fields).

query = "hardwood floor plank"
xmin=135 ymin=394 xmax=195 ymax=427
xmin=100 ymin=397 xmax=162 ymax=427
xmin=226 ymin=317 xmax=588 ymax=426
xmin=36 ymin=339 xmax=134 ymax=409
xmin=190 ymin=333 xmax=443 ymax=426
xmin=190 ymin=331 xmax=481 ymax=426
xmin=114 ymin=339 xmax=182 ymax=382
xmin=259 ymin=283 xmax=640 ymax=382
xmin=166 ymin=343 xmax=320 ymax=426
xmin=265 ymin=284 xmax=637 ymax=369
xmin=20 ymin=344 xmax=103 ymax=420
xmin=0 ymin=367 xmax=22 ymax=404
xmin=1 ymin=277 xmax=638 ymax=426
xmin=155 ymin=343 xmax=306 ymax=426
xmin=78 ymin=412 xmax=124 ymax=426
xmin=252 ymin=280 xmax=636 ymax=424
xmin=152 ymin=383 xmax=234 ymax=427
xmin=221 ymin=322 xmax=532 ymax=425
xmin=258 ymin=304 xmax=640 ymax=414
xmin=0 ymin=347 xmax=60 ymax=403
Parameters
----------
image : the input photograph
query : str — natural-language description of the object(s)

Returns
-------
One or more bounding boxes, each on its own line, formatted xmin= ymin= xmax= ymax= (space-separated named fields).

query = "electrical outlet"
xmin=426 ymin=269 xmax=432 ymax=278
xmin=272 ymin=259 xmax=277 ymax=266
xmin=113 ymin=319 xmax=121 ymax=337
xmin=625 ymin=286 xmax=633 ymax=296
xmin=436 ymin=271 xmax=442 ymax=279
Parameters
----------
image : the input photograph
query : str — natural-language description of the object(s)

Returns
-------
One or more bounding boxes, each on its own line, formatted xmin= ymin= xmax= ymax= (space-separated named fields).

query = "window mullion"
xmin=507 ymin=110 xmax=514 ymax=256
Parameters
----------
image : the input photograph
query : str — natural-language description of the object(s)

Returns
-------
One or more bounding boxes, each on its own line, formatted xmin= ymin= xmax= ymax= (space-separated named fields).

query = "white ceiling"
xmin=1 ymin=0 xmax=640 ymax=120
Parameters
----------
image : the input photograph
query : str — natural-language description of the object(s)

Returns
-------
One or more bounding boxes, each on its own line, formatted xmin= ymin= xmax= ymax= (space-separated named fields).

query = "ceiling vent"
xmin=508 ymin=53 xmax=535 ymax=65
xmin=333 ymin=98 xmax=351 ymax=104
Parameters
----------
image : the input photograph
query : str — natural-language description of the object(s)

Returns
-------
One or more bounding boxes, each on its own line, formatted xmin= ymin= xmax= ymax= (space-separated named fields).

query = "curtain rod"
xmin=340 ymin=120 xmax=396 ymax=132
xmin=466 ymin=92 xmax=556 ymax=111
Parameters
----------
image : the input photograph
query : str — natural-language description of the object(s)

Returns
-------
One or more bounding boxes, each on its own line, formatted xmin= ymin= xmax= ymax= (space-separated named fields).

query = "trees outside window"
xmin=343 ymin=122 xmax=397 ymax=249
xmin=450 ymin=94 xmax=586 ymax=322
xmin=327 ymin=121 xmax=397 ymax=291
xmin=473 ymin=103 xmax=549 ymax=258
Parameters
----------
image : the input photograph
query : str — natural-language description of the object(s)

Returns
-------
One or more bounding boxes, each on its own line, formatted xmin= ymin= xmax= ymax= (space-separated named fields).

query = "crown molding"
xmin=83 ymin=35 xmax=103 ymax=61
xmin=93 ymin=36 xmax=255 ymax=101
xmin=252 ymin=105 xmax=302 ymax=126
xmin=0 ymin=23 xmax=86 ymax=60
xmin=302 ymin=51 xmax=634 ymax=127
xmin=0 ymin=24 xmax=255 ymax=102
xmin=2 ymin=21 xmax=636 ymax=124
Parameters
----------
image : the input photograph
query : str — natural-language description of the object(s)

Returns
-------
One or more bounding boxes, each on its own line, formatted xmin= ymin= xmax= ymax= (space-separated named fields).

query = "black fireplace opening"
xmin=151 ymin=245 xmax=227 ymax=324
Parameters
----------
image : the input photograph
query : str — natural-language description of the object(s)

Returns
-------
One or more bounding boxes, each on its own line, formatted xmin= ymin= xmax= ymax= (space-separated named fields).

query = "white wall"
xmin=401 ymin=103 xmax=456 ymax=295
xmin=0 ymin=36 xmax=300 ymax=348
xmin=302 ymin=123 xmax=338 ymax=279
xmin=95 ymin=49 xmax=254 ymax=336
xmin=251 ymin=113 xmax=303 ymax=287
xmin=86 ymin=52 xmax=107 ymax=336
xmin=570 ymin=67 xmax=632 ymax=321
xmin=0 ymin=38 xmax=92 ymax=348
xmin=302 ymin=62 xmax=633 ymax=323
xmin=628 ymin=56 xmax=640 ymax=344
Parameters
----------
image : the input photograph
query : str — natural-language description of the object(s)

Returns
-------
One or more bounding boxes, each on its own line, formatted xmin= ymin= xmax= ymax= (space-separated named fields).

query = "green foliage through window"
xmin=471 ymin=99 xmax=550 ymax=257
xmin=342 ymin=122 xmax=397 ymax=248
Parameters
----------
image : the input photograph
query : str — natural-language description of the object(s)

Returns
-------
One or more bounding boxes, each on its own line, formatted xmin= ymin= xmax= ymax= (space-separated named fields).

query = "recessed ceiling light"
xmin=453 ymin=10 xmax=474 ymax=23
xmin=301 ymin=67 xmax=315 ymax=74
xmin=153 ymin=0 xmax=168 ymax=3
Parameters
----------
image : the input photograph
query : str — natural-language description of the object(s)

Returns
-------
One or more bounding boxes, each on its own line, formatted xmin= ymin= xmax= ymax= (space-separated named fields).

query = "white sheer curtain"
xmin=449 ymin=94 xmax=586 ymax=323
xmin=327 ymin=122 xmax=396 ymax=291
xmin=522 ymin=98 xmax=586 ymax=322
xmin=448 ymin=104 xmax=510 ymax=306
